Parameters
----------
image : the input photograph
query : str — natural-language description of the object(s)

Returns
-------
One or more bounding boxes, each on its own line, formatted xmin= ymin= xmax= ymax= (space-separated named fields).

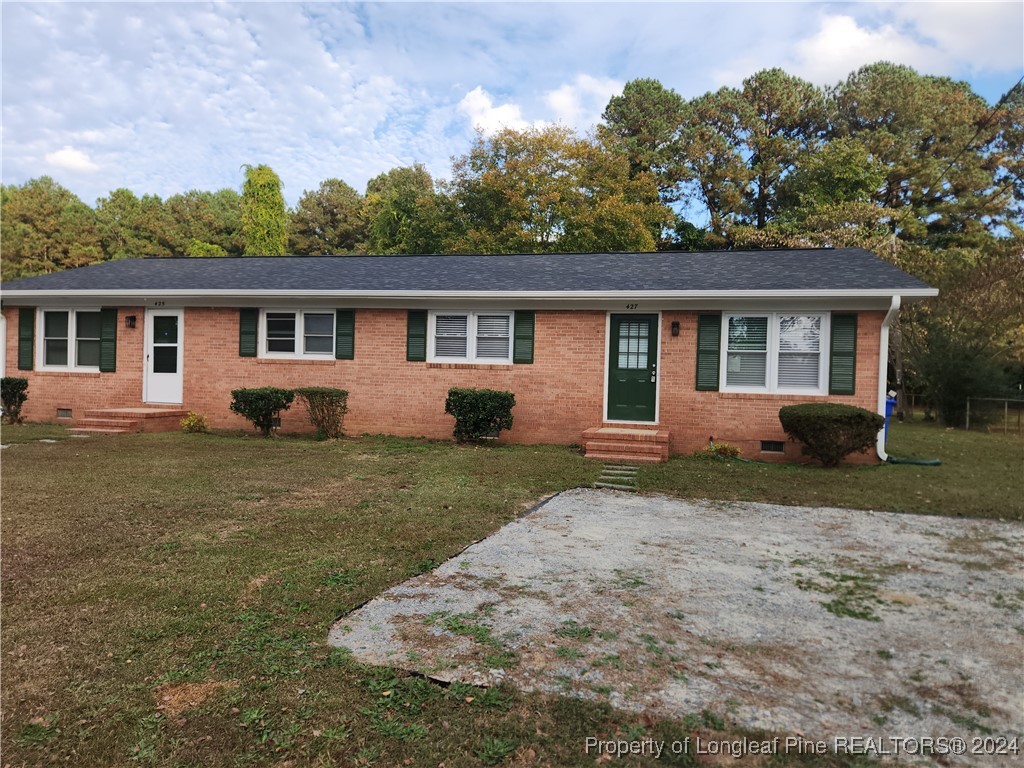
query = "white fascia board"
xmin=0 ymin=287 xmax=940 ymax=308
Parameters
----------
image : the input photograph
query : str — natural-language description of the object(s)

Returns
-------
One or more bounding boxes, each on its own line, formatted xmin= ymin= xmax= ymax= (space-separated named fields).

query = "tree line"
xmin=1 ymin=62 xmax=1021 ymax=422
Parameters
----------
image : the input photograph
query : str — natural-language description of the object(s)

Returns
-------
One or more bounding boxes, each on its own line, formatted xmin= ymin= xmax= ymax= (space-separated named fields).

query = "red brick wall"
xmin=3 ymin=306 xmax=884 ymax=461
xmin=658 ymin=311 xmax=884 ymax=462
xmin=2 ymin=306 xmax=147 ymax=422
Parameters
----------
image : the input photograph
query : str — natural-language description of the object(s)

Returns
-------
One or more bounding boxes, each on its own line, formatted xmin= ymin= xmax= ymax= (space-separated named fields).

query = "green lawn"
xmin=1 ymin=423 xmax=1016 ymax=766
xmin=641 ymin=423 xmax=1024 ymax=521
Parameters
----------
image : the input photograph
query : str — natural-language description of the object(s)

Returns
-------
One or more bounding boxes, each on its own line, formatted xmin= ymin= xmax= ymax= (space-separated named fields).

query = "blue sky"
xmin=2 ymin=1 xmax=1022 ymax=207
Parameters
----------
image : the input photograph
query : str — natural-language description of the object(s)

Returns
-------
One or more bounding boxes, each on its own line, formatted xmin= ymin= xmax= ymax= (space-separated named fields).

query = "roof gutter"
xmin=876 ymin=294 xmax=901 ymax=462
xmin=0 ymin=287 xmax=941 ymax=302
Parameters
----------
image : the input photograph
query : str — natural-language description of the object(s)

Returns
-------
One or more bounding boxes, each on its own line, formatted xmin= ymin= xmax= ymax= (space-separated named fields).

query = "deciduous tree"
xmin=240 ymin=164 xmax=288 ymax=255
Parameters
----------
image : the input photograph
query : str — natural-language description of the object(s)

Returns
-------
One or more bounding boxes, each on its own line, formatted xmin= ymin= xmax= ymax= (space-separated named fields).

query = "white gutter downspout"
xmin=876 ymin=295 xmax=901 ymax=461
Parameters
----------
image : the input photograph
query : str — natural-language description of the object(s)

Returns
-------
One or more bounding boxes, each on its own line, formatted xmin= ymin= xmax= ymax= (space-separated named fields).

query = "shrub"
xmin=180 ymin=411 xmax=209 ymax=434
xmin=229 ymin=387 xmax=294 ymax=437
xmin=1 ymin=377 xmax=29 ymax=424
xmin=294 ymin=387 xmax=349 ymax=439
xmin=693 ymin=441 xmax=740 ymax=459
xmin=778 ymin=403 xmax=884 ymax=467
xmin=444 ymin=387 xmax=515 ymax=443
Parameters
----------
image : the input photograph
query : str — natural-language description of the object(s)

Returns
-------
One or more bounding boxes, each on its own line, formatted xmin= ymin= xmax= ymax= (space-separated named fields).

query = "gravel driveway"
xmin=329 ymin=489 xmax=1023 ymax=764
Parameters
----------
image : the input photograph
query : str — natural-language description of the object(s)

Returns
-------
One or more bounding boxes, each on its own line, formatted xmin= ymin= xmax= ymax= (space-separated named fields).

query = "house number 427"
xmin=625 ymin=303 xmax=638 ymax=310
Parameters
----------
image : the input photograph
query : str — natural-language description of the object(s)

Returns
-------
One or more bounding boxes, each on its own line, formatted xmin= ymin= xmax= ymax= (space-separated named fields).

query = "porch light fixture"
xmin=671 ymin=321 xmax=680 ymax=337
xmin=125 ymin=315 xmax=137 ymax=329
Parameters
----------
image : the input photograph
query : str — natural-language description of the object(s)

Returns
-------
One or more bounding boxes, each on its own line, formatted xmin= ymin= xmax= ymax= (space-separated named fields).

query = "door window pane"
xmin=617 ymin=321 xmax=649 ymax=369
xmin=476 ymin=315 xmax=510 ymax=359
xmin=266 ymin=312 xmax=296 ymax=353
xmin=153 ymin=316 xmax=178 ymax=344
xmin=153 ymin=346 xmax=177 ymax=373
xmin=435 ymin=315 xmax=468 ymax=357
xmin=303 ymin=313 xmax=334 ymax=354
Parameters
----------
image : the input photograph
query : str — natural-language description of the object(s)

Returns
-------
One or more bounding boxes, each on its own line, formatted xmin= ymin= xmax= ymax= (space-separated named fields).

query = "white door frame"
xmin=602 ymin=310 xmax=662 ymax=425
xmin=143 ymin=308 xmax=184 ymax=404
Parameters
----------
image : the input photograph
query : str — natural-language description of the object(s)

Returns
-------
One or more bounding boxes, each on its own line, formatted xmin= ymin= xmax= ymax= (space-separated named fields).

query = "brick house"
xmin=1 ymin=249 xmax=936 ymax=462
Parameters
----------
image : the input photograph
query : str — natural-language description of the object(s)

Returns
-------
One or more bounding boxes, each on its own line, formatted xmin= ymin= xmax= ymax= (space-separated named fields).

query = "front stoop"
xmin=69 ymin=407 xmax=188 ymax=436
xmin=582 ymin=426 xmax=670 ymax=464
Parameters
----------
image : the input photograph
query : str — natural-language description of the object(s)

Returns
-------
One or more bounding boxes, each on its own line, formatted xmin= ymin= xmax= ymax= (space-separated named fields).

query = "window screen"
xmin=266 ymin=312 xmax=296 ymax=353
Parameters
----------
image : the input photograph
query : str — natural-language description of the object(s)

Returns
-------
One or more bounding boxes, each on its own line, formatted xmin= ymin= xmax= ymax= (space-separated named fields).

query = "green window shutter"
xmin=406 ymin=310 xmax=427 ymax=362
xmin=335 ymin=310 xmax=355 ymax=360
xmin=829 ymin=314 xmax=858 ymax=395
xmin=513 ymin=311 xmax=535 ymax=364
xmin=695 ymin=313 xmax=721 ymax=391
xmin=99 ymin=308 xmax=118 ymax=373
xmin=17 ymin=307 xmax=35 ymax=370
xmin=239 ymin=308 xmax=258 ymax=357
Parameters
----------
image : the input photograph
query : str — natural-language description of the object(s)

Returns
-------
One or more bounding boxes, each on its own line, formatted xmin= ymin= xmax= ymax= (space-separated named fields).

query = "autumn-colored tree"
xmin=363 ymin=165 xmax=447 ymax=254
xmin=289 ymin=178 xmax=366 ymax=255
xmin=444 ymin=126 xmax=669 ymax=253
xmin=0 ymin=177 xmax=104 ymax=279
xmin=240 ymin=164 xmax=288 ymax=256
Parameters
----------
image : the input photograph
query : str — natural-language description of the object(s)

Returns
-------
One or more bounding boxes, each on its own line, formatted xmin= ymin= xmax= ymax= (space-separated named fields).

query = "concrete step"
xmin=81 ymin=407 xmax=187 ymax=433
xmin=593 ymin=481 xmax=637 ymax=491
xmin=68 ymin=427 xmax=133 ymax=435
xmin=75 ymin=418 xmax=142 ymax=431
xmin=584 ymin=440 xmax=668 ymax=456
xmin=583 ymin=426 xmax=670 ymax=443
xmin=585 ymin=451 xmax=664 ymax=464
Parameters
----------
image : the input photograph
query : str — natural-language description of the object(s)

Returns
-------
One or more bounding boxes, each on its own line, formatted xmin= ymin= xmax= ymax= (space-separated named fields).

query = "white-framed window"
xmin=37 ymin=308 xmax=102 ymax=370
xmin=260 ymin=310 xmax=335 ymax=358
xmin=428 ymin=311 xmax=513 ymax=364
xmin=721 ymin=312 xmax=829 ymax=394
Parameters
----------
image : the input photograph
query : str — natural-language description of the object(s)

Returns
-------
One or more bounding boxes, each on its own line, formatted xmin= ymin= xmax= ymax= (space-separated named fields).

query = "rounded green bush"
xmin=779 ymin=403 xmax=884 ymax=467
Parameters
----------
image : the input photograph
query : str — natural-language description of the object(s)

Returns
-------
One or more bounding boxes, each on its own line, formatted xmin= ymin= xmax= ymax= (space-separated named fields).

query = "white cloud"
xmin=544 ymin=74 xmax=622 ymax=129
xmin=889 ymin=2 xmax=1023 ymax=72
xmin=1 ymin=2 xmax=1019 ymax=208
xmin=457 ymin=86 xmax=537 ymax=134
xmin=44 ymin=145 xmax=99 ymax=173
xmin=789 ymin=14 xmax=944 ymax=85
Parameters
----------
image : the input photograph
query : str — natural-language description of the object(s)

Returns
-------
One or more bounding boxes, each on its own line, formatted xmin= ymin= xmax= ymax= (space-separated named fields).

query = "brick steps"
xmin=69 ymin=407 xmax=188 ymax=436
xmin=583 ymin=426 xmax=670 ymax=464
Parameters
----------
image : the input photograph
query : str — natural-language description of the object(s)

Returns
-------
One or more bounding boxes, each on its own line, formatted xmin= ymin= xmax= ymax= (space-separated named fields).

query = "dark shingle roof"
xmin=1 ymin=249 xmax=932 ymax=294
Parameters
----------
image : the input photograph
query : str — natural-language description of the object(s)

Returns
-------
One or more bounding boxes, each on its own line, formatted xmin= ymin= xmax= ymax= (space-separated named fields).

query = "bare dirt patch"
xmin=330 ymin=489 xmax=1024 ymax=765
xmin=155 ymin=680 xmax=239 ymax=718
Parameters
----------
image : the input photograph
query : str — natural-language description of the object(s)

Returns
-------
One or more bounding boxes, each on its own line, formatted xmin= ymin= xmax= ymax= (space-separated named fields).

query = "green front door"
xmin=607 ymin=314 xmax=658 ymax=422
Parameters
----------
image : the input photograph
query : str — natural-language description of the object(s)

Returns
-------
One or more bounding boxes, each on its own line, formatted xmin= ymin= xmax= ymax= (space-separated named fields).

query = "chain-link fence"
xmin=965 ymin=397 xmax=1024 ymax=434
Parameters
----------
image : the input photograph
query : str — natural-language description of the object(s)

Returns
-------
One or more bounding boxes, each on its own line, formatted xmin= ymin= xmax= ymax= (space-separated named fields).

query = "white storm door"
xmin=144 ymin=309 xmax=184 ymax=404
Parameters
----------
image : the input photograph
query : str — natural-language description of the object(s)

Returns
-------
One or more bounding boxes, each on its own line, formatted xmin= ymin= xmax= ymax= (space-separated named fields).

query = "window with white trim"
xmin=39 ymin=309 xmax=102 ymax=369
xmin=722 ymin=312 xmax=828 ymax=393
xmin=261 ymin=310 xmax=335 ymax=357
xmin=428 ymin=311 xmax=512 ymax=364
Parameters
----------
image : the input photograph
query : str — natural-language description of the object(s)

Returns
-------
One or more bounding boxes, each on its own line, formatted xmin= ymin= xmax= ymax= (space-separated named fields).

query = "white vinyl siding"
xmin=429 ymin=311 xmax=513 ymax=364
xmin=38 ymin=309 xmax=102 ymax=370
xmin=260 ymin=310 xmax=335 ymax=358
xmin=721 ymin=312 xmax=828 ymax=394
